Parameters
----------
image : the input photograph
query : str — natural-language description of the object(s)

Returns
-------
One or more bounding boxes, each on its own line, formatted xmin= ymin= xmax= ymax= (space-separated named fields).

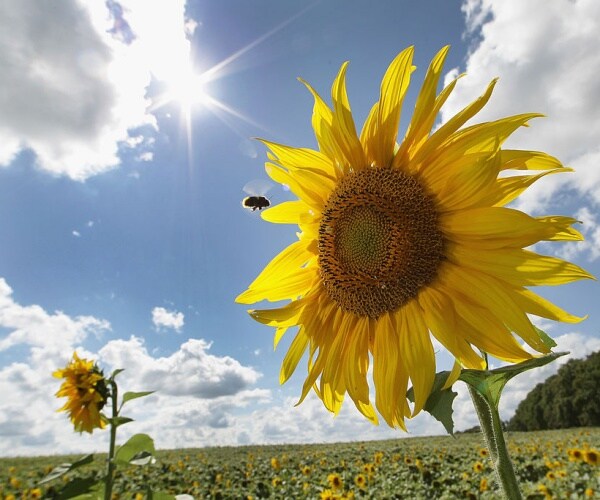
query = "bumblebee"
xmin=242 ymin=195 xmax=270 ymax=211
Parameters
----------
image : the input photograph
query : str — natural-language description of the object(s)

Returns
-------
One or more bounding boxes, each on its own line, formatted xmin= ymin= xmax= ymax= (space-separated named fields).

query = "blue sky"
xmin=1 ymin=0 xmax=599 ymax=456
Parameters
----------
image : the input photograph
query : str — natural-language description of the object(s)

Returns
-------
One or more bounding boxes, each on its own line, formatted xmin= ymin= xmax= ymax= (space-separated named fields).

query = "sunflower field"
xmin=1 ymin=427 xmax=598 ymax=499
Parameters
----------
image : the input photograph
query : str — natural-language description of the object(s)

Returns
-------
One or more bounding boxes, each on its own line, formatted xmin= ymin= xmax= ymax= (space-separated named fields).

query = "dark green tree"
xmin=508 ymin=350 xmax=600 ymax=431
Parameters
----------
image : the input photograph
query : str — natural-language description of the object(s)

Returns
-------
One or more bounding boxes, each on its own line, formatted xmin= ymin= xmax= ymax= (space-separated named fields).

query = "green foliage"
xmin=2 ymin=429 xmax=598 ymax=499
xmin=39 ymin=455 xmax=95 ymax=484
xmin=121 ymin=391 xmax=154 ymax=406
xmin=408 ymin=370 xmax=457 ymax=436
xmin=114 ymin=434 xmax=156 ymax=466
xmin=508 ymin=350 xmax=600 ymax=431
xmin=460 ymin=352 xmax=566 ymax=410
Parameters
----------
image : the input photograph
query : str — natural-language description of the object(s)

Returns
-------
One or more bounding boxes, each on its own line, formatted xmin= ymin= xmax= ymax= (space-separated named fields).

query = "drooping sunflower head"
xmin=53 ymin=352 xmax=109 ymax=433
xmin=237 ymin=46 xmax=592 ymax=429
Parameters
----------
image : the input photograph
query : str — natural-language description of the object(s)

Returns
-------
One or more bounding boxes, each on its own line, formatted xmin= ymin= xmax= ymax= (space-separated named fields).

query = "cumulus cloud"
xmin=99 ymin=336 xmax=261 ymax=398
xmin=0 ymin=0 xmax=194 ymax=181
xmin=442 ymin=0 xmax=600 ymax=212
xmin=0 ymin=278 xmax=110 ymax=359
xmin=152 ymin=306 xmax=185 ymax=332
xmin=0 ymin=277 xmax=268 ymax=456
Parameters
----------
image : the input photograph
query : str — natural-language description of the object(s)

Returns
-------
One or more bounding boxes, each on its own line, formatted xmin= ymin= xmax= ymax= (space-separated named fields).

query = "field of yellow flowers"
xmin=1 ymin=427 xmax=597 ymax=499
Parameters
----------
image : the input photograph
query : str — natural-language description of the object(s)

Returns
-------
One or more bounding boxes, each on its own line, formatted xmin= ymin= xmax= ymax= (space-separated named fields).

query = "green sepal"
xmin=407 ymin=370 xmax=457 ymax=436
xmin=107 ymin=416 xmax=134 ymax=428
xmin=459 ymin=352 xmax=567 ymax=409
xmin=122 ymin=391 xmax=154 ymax=406
xmin=114 ymin=433 xmax=156 ymax=466
xmin=39 ymin=454 xmax=94 ymax=484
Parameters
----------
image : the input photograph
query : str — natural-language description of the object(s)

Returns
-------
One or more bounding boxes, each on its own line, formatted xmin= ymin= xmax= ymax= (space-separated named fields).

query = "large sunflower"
xmin=236 ymin=46 xmax=592 ymax=429
xmin=53 ymin=352 xmax=108 ymax=433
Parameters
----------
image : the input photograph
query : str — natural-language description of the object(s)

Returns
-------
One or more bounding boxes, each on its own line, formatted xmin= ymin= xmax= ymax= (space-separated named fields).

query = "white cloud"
xmin=1 ymin=274 xmax=598 ymax=455
xmin=442 ymin=0 xmax=600 ymax=212
xmin=0 ymin=278 xmax=110 ymax=358
xmin=0 ymin=0 xmax=195 ymax=181
xmin=99 ymin=336 xmax=261 ymax=398
xmin=152 ymin=306 xmax=185 ymax=332
xmin=0 ymin=277 xmax=269 ymax=456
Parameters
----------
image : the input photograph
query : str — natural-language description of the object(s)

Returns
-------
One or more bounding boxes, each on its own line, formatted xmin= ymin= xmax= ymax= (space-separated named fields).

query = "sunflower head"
xmin=237 ymin=45 xmax=592 ymax=429
xmin=53 ymin=352 xmax=109 ymax=433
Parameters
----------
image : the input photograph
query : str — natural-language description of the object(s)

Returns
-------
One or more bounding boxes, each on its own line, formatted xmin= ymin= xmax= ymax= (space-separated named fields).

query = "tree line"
xmin=507 ymin=350 xmax=600 ymax=431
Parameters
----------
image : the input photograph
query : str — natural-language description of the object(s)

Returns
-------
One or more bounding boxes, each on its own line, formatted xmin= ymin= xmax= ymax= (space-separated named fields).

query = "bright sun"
xmin=164 ymin=68 xmax=209 ymax=110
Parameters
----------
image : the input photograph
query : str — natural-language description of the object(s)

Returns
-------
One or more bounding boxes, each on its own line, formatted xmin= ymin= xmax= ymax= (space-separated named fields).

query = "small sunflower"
xmin=583 ymin=449 xmax=598 ymax=466
xmin=237 ymin=45 xmax=592 ymax=428
xmin=354 ymin=473 xmax=367 ymax=490
xmin=327 ymin=472 xmax=343 ymax=490
xmin=53 ymin=352 xmax=109 ymax=433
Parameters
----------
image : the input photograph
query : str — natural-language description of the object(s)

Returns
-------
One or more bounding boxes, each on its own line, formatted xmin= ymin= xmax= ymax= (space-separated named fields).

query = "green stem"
xmin=468 ymin=386 xmax=522 ymax=500
xmin=104 ymin=380 xmax=118 ymax=500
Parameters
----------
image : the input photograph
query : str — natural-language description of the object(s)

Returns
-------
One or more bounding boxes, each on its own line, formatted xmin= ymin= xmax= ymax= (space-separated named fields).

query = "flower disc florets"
xmin=318 ymin=167 xmax=445 ymax=319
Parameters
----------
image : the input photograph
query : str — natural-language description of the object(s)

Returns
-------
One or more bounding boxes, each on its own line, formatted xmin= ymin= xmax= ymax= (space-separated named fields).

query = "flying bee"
xmin=241 ymin=179 xmax=273 ymax=212
xmin=242 ymin=195 xmax=270 ymax=211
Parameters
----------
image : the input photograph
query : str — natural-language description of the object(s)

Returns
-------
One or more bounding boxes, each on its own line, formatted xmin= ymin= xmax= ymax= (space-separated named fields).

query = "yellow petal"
xmin=434 ymin=150 xmax=501 ymax=211
xmin=362 ymin=47 xmax=414 ymax=168
xmin=421 ymin=114 xmax=542 ymax=178
xmin=372 ymin=312 xmax=408 ymax=429
xmin=442 ymin=286 xmax=534 ymax=363
xmin=237 ymin=240 xmax=314 ymax=303
xmin=443 ymin=264 xmax=549 ymax=353
xmin=320 ymin=311 xmax=354 ymax=413
xmin=398 ymin=301 xmax=435 ymax=417
xmin=265 ymin=163 xmax=325 ymax=210
xmin=537 ymin=216 xmax=584 ymax=241
xmin=499 ymin=150 xmax=564 ymax=171
xmin=239 ymin=267 xmax=317 ymax=303
xmin=442 ymin=360 xmax=463 ymax=390
xmin=395 ymin=45 xmax=450 ymax=166
xmin=299 ymin=77 xmax=346 ymax=169
xmin=331 ymin=61 xmax=366 ymax=170
xmin=260 ymin=139 xmax=338 ymax=178
xmin=418 ymin=286 xmax=486 ymax=369
xmin=448 ymin=245 xmax=594 ymax=286
xmin=412 ymin=78 xmax=498 ymax=165
xmin=280 ymin=328 xmax=309 ymax=384
xmin=441 ymin=207 xmax=580 ymax=249
xmin=344 ymin=317 xmax=377 ymax=423
xmin=261 ymin=200 xmax=316 ymax=224
xmin=484 ymin=169 xmax=571 ymax=207
xmin=512 ymin=288 xmax=588 ymax=323
xmin=249 ymin=296 xmax=311 ymax=327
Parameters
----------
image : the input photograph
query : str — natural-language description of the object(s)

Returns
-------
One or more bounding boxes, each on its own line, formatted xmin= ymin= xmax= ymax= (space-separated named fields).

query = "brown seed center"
xmin=318 ymin=167 xmax=445 ymax=319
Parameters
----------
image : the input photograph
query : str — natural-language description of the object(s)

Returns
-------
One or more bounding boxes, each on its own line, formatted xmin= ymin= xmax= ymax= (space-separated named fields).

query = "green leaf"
xmin=122 ymin=391 xmax=154 ymax=406
xmin=54 ymin=477 xmax=103 ymax=499
xmin=459 ymin=351 xmax=568 ymax=409
xmin=39 ymin=454 xmax=95 ymax=484
xmin=111 ymin=368 xmax=125 ymax=379
xmin=108 ymin=416 xmax=134 ymax=428
xmin=407 ymin=371 xmax=457 ymax=436
xmin=114 ymin=433 xmax=156 ymax=466
xmin=535 ymin=326 xmax=557 ymax=349
xmin=147 ymin=490 xmax=177 ymax=500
